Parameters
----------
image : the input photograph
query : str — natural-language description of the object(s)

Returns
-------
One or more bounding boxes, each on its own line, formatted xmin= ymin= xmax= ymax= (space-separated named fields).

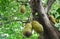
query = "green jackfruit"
xmin=23 ymin=23 xmax=32 ymax=37
xmin=32 ymin=21 xmax=44 ymax=33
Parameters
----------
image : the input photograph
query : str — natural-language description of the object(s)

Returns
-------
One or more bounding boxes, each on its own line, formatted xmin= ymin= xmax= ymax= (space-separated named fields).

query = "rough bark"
xmin=30 ymin=0 xmax=60 ymax=39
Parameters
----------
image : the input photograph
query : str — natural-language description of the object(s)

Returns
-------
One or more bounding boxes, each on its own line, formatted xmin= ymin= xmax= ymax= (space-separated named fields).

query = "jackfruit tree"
xmin=30 ymin=0 xmax=60 ymax=39
xmin=0 ymin=0 xmax=60 ymax=39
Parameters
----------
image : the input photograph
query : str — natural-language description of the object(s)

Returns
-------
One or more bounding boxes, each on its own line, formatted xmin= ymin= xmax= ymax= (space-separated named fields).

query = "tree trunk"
xmin=30 ymin=0 xmax=60 ymax=39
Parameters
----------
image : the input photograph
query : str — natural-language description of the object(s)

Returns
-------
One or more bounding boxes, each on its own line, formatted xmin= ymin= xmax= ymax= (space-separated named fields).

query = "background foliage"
xmin=0 ymin=0 xmax=60 ymax=39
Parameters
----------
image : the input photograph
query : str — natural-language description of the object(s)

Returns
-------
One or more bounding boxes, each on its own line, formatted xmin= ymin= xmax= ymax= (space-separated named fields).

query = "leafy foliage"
xmin=0 ymin=0 xmax=60 ymax=39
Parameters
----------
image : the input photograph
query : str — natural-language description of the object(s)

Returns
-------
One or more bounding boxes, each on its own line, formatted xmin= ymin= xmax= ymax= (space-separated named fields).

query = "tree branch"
xmin=3 ymin=19 xmax=28 ymax=24
xmin=30 ymin=0 xmax=60 ymax=39
xmin=45 ymin=0 xmax=56 ymax=13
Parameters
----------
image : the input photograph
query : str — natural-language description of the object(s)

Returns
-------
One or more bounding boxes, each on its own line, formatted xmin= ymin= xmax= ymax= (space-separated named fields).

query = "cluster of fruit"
xmin=22 ymin=15 xmax=57 ymax=37
xmin=23 ymin=20 xmax=44 ymax=37
xmin=20 ymin=5 xmax=57 ymax=38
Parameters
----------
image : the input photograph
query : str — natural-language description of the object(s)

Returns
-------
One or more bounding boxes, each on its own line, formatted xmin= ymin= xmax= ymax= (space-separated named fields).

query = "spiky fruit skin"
xmin=20 ymin=5 xmax=26 ymax=13
xmin=49 ymin=15 xmax=56 ymax=24
xmin=32 ymin=21 xmax=44 ymax=33
xmin=23 ymin=23 xmax=32 ymax=37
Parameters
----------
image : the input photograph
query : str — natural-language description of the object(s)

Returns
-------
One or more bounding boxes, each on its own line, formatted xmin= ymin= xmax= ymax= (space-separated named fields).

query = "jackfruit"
xmin=20 ymin=5 xmax=26 ymax=13
xmin=49 ymin=15 xmax=56 ymax=24
xmin=23 ymin=23 xmax=32 ymax=37
xmin=32 ymin=21 xmax=44 ymax=33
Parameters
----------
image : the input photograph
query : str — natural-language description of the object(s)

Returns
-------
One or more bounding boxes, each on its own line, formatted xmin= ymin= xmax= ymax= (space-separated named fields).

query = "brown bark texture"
xmin=30 ymin=0 xmax=60 ymax=39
